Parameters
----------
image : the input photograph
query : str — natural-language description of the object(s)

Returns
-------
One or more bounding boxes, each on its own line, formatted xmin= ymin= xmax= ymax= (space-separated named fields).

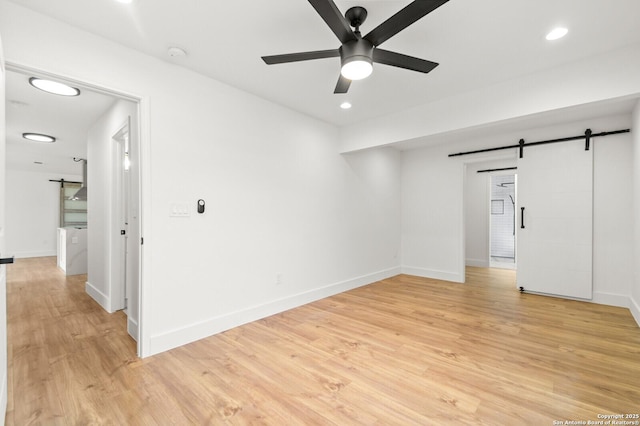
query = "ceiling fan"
xmin=261 ymin=0 xmax=450 ymax=94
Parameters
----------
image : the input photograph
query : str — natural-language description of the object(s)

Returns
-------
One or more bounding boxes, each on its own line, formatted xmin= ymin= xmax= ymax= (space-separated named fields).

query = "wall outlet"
xmin=275 ymin=273 xmax=283 ymax=286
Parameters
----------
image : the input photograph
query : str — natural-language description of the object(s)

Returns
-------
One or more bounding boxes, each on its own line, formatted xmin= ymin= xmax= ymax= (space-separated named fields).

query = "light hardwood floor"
xmin=5 ymin=257 xmax=640 ymax=425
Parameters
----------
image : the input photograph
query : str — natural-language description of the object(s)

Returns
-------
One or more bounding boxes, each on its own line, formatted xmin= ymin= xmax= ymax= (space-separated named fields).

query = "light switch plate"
xmin=170 ymin=203 xmax=190 ymax=217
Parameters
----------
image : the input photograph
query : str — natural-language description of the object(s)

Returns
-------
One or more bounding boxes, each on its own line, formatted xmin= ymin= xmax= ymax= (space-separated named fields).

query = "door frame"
xmin=111 ymin=119 xmax=130 ymax=312
xmin=462 ymin=152 xmax=518 ymax=279
xmin=4 ymin=61 xmax=150 ymax=357
xmin=488 ymin=172 xmax=517 ymax=270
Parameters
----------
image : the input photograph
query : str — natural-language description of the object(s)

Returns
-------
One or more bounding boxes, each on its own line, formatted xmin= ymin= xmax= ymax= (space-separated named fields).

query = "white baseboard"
xmin=128 ymin=317 xmax=139 ymax=341
xmin=14 ymin=250 xmax=56 ymax=259
xmin=630 ymin=295 xmax=640 ymax=328
xmin=148 ymin=266 xmax=402 ymax=356
xmin=0 ymin=369 xmax=6 ymax=426
xmin=466 ymin=258 xmax=489 ymax=268
xmin=401 ymin=265 xmax=464 ymax=283
xmin=85 ymin=281 xmax=112 ymax=313
xmin=591 ymin=291 xmax=630 ymax=309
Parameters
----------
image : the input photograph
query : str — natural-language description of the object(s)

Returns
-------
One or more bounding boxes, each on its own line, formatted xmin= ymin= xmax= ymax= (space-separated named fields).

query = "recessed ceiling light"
xmin=340 ymin=102 xmax=352 ymax=110
xmin=23 ymin=133 xmax=56 ymax=143
xmin=546 ymin=27 xmax=568 ymax=41
xmin=114 ymin=0 xmax=133 ymax=3
xmin=29 ymin=77 xmax=80 ymax=96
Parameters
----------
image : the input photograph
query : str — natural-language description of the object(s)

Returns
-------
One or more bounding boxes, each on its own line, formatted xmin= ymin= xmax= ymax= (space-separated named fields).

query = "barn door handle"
xmin=520 ymin=207 xmax=525 ymax=229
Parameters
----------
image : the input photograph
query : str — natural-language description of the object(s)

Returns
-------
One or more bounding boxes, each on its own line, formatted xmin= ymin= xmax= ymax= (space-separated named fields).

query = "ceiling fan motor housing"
xmin=339 ymin=38 xmax=374 ymax=70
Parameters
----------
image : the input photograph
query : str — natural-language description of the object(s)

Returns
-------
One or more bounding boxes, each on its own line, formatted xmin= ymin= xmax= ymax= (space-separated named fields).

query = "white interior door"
xmin=516 ymin=139 xmax=593 ymax=299
xmin=111 ymin=121 xmax=130 ymax=311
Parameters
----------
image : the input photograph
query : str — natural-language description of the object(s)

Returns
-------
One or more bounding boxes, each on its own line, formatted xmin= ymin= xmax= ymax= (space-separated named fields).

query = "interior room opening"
xmin=489 ymin=174 xmax=516 ymax=270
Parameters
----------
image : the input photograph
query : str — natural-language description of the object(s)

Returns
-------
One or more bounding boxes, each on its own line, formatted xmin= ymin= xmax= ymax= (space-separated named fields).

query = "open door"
xmin=111 ymin=120 xmax=129 ymax=311
xmin=516 ymin=139 xmax=593 ymax=299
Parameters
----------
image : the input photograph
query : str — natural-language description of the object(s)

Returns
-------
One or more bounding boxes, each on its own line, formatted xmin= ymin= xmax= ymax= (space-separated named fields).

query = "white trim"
xmin=0 ymin=370 xmax=6 ymax=426
xmin=137 ymin=98 xmax=151 ymax=358
xmin=591 ymin=291 xmax=630 ymax=309
xmin=147 ymin=267 xmax=401 ymax=356
xmin=465 ymin=258 xmax=489 ymax=268
xmin=85 ymin=281 xmax=112 ymax=313
xmin=401 ymin=266 xmax=464 ymax=283
xmin=13 ymin=250 xmax=56 ymax=259
xmin=128 ymin=317 xmax=139 ymax=341
xmin=630 ymin=295 xmax=640 ymax=328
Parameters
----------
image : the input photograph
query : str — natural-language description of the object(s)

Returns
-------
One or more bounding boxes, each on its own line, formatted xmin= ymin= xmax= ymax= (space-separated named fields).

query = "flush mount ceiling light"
xmin=340 ymin=101 xmax=352 ymax=109
xmin=23 ymin=133 xmax=56 ymax=143
xmin=29 ymin=77 xmax=80 ymax=96
xmin=546 ymin=27 xmax=568 ymax=41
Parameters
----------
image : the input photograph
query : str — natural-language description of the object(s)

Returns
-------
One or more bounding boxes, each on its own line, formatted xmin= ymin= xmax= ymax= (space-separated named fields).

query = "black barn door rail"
xmin=448 ymin=128 xmax=630 ymax=159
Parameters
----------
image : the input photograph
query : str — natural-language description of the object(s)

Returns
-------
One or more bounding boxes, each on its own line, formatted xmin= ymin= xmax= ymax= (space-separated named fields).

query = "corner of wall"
xmin=127 ymin=317 xmax=139 ymax=342
xmin=401 ymin=265 xmax=465 ymax=283
xmin=630 ymin=296 xmax=640 ymax=327
xmin=632 ymin=98 xmax=640 ymax=327
xmin=85 ymin=281 xmax=112 ymax=313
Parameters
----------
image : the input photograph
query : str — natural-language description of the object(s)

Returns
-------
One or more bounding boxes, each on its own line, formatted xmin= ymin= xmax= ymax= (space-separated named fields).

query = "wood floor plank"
xmin=5 ymin=257 xmax=640 ymax=424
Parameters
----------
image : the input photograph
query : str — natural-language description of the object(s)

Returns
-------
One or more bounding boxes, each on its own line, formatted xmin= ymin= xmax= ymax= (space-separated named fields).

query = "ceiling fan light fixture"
xmin=339 ymin=38 xmax=374 ymax=81
xmin=29 ymin=77 xmax=80 ymax=96
xmin=341 ymin=58 xmax=373 ymax=81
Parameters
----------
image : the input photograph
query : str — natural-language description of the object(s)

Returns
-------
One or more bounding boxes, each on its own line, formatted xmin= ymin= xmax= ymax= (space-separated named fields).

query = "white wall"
xmin=0 ymin=2 xmax=402 ymax=356
xmin=631 ymin=100 xmax=640 ymax=325
xmin=592 ymin=123 xmax=635 ymax=307
xmin=402 ymin=114 xmax=635 ymax=311
xmin=5 ymin=170 xmax=81 ymax=258
xmin=465 ymin=159 xmax=516 ymax=267
xmin=85 ymin=99 xmax=138 ymax=337
xmin=340 ymin=43 xmax=640 ymax=153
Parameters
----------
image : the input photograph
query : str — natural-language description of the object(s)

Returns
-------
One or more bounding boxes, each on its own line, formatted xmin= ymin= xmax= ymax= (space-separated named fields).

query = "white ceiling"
xmin=5 ymin=70 xmax=117 ymax=175
xmin=4 ymin=0 xmax=640 ymax=174
xmin=7 ymin=0 xmax=640 ymax=126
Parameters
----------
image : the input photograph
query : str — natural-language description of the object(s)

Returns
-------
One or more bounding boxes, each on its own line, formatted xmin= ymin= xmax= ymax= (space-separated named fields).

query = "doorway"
xmin=4 ymin=64 xmax=143 ymax=355
xmin=489 ymin=174 xmax=516 ymax=270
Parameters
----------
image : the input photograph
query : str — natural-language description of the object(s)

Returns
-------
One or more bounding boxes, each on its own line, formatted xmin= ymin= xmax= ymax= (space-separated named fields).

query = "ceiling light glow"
xmin=23 ymin=133 xmax=56 ymax=143
xmin=341 ymin=59 xmax=373 ymax=81
xmin=29 ymin=78 xmax=80 ymax=96
xmin=340 ymin=102 xmax=352 ymax=110
xmin=546 ymin=27 xmax=568 ymax=41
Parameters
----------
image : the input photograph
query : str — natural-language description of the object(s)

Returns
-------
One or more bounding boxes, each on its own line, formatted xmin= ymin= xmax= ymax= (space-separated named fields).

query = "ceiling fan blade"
xmin=262 ymin=49 xmax=340 ymax=65
xmin=308 ymin=0 xmax=357 ymax=44
xmin=364 ymin=0 xmax=450 ymax=47
xmin=373 ymin=48 xmax=439 ymax=73
xmin=334 ymin=74 xmax=351 ymax=94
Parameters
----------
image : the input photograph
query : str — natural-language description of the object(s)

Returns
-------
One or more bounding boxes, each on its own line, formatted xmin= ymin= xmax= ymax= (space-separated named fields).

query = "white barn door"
xmin=516 ymin=139 xmax=593 ymax=299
